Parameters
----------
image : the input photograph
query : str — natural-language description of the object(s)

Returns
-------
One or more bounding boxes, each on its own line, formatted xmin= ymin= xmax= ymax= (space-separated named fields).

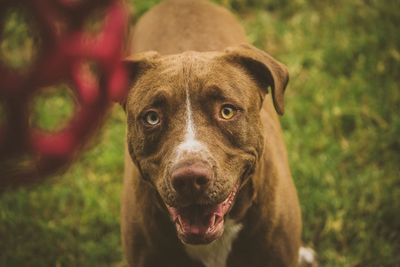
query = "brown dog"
xmin=121 ymin=0 xmax=303 ymax=266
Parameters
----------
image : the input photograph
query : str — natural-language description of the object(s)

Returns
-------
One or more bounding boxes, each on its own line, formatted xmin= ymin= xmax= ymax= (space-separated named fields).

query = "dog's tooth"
xmin=216 ymin=215 xmax=223 ymax=225
xmin=177 ymin=222 xmax=182 ymax=232
xmin=177 ymin=216 xmax=184 ymax=227
xmin=211 ymin=214 xmax=216 ymax=226
xmin=176 ymin=220 xmax=181 ymax=232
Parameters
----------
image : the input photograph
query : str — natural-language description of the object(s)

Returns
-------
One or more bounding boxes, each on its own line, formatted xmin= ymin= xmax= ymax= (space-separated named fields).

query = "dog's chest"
xmin=184 ymin=219 xmax=243 ymax=267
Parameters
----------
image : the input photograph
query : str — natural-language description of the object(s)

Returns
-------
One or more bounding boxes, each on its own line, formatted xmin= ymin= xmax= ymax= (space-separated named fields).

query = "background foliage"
xmin=1 ymin=0 xmax=399 ymax=266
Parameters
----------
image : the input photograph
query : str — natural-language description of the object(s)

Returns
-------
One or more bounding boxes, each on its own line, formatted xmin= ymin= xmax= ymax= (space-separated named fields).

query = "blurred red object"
xmin=0 ymin=0 xmax=128 ymax=188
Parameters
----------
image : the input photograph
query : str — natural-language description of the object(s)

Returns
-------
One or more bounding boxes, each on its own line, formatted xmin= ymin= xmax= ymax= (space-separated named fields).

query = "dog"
xmin=121 ymin=0 xmax=311 ymax=266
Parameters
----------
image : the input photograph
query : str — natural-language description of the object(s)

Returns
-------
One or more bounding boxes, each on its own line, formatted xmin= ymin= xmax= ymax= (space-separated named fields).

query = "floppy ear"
xmin=223 ymin=44 xmax=289 ymax=115
xmin=121 ymin=51 xmax=160 ymax=108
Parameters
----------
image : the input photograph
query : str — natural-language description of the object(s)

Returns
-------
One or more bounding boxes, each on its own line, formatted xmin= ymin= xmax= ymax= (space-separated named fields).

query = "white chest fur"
xmin=184 ymin=219 xmax=243 ymax=267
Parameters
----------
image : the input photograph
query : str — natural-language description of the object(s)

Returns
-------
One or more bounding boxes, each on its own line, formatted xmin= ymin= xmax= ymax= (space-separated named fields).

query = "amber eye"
xmin=220 ymin=105 xmax=237 ymax=120
xmin=143 ymin=110 xmax=161 ymax=126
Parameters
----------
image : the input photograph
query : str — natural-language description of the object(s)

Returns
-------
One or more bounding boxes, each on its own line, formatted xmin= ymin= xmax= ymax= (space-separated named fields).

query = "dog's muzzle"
xmin=165 ymin=161 xmax=239 ymax=244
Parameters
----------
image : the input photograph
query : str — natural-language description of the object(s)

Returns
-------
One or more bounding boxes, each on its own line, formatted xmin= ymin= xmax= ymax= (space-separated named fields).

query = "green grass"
xmin=0 ymin=106 xmax=126 ymax=267
xmin=1 ymin=0 xmax=399 ymax=266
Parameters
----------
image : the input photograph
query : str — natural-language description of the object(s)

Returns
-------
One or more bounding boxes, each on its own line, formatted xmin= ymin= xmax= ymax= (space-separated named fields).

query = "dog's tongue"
xmin=166 ymin=184 xmax=239 ymax=243
xmin=178 ymin=205 xmax=220 ymax=235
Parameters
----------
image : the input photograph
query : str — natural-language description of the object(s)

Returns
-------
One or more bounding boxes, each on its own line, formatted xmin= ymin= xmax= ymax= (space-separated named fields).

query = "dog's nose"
xmin=171 ymin=163 xmax=212 ymax=196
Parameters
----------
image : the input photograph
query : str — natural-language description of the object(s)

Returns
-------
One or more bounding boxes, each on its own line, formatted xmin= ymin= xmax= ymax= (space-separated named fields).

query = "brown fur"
xmin=121 ymin=0 xmax=301 ymax=266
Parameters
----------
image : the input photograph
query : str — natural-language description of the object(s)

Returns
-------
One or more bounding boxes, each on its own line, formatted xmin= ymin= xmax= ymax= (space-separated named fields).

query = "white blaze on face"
xmin=175 ymin=87 xmax=208 ymax=157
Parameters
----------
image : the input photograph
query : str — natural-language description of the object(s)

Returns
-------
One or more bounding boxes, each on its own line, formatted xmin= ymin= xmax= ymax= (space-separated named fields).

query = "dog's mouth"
xmin=166 ymin=183 xmax=239 ymax=244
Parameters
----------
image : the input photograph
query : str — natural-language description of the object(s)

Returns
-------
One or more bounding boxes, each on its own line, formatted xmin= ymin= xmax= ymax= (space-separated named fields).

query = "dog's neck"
xmin=184 ymin=218 xmax=242 ymax=267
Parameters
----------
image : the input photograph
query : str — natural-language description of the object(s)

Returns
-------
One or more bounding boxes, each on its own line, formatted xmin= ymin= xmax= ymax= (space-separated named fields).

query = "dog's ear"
xmin=223 ymin=44 xmax=289 ymax=115
xmin=121 ymin=51 xmax=160 ymax=108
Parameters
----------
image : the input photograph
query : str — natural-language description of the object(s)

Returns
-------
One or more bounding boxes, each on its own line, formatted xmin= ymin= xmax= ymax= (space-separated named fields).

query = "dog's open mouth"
xmin=166 ymin=183 xmax=239 ymax=244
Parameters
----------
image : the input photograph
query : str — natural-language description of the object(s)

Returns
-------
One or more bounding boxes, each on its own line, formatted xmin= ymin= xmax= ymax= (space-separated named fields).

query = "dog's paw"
xmin=298 ymin=246 xmax=318 ymax=267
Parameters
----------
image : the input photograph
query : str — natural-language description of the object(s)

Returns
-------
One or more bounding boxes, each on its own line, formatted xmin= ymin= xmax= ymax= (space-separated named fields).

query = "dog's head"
xmin=123 ymin=44 xmax=288 ymax=244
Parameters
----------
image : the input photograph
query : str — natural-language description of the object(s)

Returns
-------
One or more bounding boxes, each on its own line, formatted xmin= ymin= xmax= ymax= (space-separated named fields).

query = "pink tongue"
xmin=183 ymin=219 xmax=209 ymax=234
xmin=179 ymin=205 xmax=220 ymax=235
xmin=167 ymin=187 xmax=238 ymax=236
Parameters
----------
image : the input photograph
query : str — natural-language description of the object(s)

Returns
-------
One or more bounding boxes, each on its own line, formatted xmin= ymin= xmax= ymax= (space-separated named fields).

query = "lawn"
xmin=1 ymin=0 xmax=399 ymax=266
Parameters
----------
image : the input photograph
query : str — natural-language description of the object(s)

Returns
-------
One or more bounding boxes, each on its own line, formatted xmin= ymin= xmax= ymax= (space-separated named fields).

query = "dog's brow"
xmin=135 ymin=89 xmax=170 ymax=114
xmin=148 ymin=90 xmax=170 ymax=107
xmin=203 ymin=86 xmax=226 ymax=100
xmin=202 ymin=85 xmax=243 ymax=109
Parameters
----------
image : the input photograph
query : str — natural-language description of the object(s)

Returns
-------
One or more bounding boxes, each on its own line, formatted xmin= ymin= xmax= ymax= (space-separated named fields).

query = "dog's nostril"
xmin=173 ymin=179 xmax=187 ymax=192
xmin=195 ymin=176 xmax=208 ymax=186
xmin=191 ymin=175 xmax=210 ymax=192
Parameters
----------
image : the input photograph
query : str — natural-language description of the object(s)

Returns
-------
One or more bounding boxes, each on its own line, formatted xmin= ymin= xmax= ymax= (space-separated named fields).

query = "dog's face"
xmin=124 ymin=44 xmax=288 ymax=244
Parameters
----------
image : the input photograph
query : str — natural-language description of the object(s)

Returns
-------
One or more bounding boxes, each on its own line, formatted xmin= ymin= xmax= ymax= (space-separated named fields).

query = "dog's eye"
xmin=143 ymin=110 xmax=161 ymax=126
xmin=220 ymin=104 xmax=237 ymax=120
